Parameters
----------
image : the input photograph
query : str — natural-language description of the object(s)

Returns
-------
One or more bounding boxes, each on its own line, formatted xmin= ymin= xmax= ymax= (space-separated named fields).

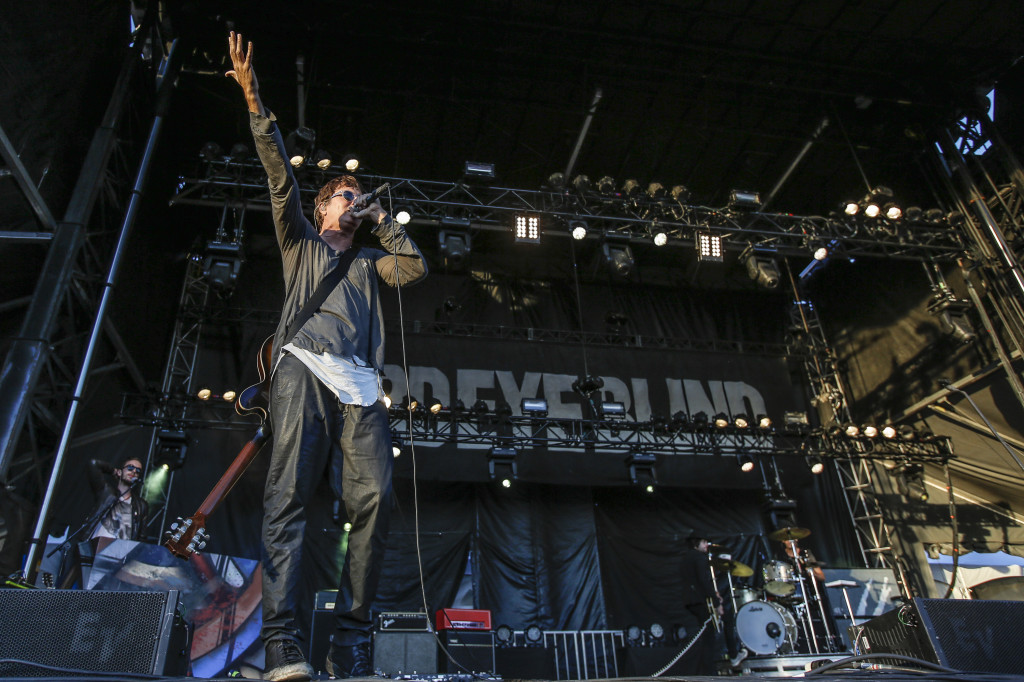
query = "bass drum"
xmin=735 ymin=600 xmax=797 ymax=655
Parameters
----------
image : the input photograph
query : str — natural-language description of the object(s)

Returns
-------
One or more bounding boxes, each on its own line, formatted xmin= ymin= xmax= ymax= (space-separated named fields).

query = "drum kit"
xmin=709 ymin=527 xmax=838 ymax=657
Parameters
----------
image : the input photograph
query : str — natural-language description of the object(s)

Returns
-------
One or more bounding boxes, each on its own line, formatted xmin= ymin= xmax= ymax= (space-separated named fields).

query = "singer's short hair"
xmin=117 ymin=456 xmax=143 ymax=471
xmin=314 ymin=174 xmax=364 ymax=229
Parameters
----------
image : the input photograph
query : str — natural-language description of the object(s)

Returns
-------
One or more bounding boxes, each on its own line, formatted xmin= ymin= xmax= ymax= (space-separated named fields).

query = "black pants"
xmin=261 ymin=353 xmax=393 ymax=647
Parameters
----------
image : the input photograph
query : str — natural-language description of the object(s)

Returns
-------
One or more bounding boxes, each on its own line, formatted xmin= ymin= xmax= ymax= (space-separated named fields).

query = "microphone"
xmin=349 ymin=182 xmax=390 ymax=212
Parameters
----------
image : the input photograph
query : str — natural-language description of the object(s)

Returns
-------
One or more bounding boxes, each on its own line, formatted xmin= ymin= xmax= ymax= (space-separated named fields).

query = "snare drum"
xmin=762 ymin=560 xmax=796 ymax=596
xmin=733 ymin=586 xmax=761 ymax=606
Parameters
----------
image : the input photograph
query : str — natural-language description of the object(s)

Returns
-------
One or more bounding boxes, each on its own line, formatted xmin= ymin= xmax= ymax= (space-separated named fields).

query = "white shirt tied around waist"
xmin=283 ymin=343 xmax=383 ymax=407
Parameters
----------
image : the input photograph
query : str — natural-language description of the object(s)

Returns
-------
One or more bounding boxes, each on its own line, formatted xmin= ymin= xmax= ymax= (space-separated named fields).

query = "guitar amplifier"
xmin=436 ymin=608 xmax=492 ymax=630
xmin=378 ymin=611 xmax=431 ymax=631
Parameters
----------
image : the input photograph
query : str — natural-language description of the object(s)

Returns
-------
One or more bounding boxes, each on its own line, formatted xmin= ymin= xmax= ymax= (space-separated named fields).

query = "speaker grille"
xmin=0 ymin=589 xmax=175 ymax=676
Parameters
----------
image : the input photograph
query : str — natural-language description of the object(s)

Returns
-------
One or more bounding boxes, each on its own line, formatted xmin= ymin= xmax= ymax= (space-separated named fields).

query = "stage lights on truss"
xmin=520 ymin=398 xmax=548 ymax=417
xmin=740 ymin=245 xmax=781 ymax=289
xmin=488 ymin=447 xmax=518 ymax=487
xmin=439 ymin=217 xmax=472 ymax=271
xmin=513 ymin=213 xmax=541 ymax=244
xmin=569 ymin=219 xmax=589 ymax=241
xmin=195 ymin=387 xmax=237 ymax=403
xmin=155 ymin=428 xmax=188 ymax=471
xmin=341 ymin=153 xmax=361 ymax=172
xmin=806 ymin=455 xmax=825 ymax=475
xmin=727 ymin=189 xmax=762 ymax=211
xmin=600 ymin=401 xmax=627 ymax=419
xmin=736 ymin=453 xmax=755 ymax=473
xmin=651 ymin=221 xmax=668 ymax=247
xmin=393 ymin=205 xmax=414 ymax=225
xmin=313 ymin=149 xmax=333 ymax=170
xmin=626 ymin=451 xmax=657 ymax=492
xmin=203 ymin=240 xmax=243 ymax=293
xmin=463 ymin=161 xmax=496 ymax=181
xmin=696 ymin=232 xmax=723 ymax=262
xmin=284 ymin=127 xmax=316 ymax=168
xmin=602 ymin=235 xmax=635 ymax=279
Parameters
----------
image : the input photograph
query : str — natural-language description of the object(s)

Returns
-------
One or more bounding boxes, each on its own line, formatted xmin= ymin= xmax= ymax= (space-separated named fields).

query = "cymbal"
xmin=711 ymin=558 xmax=754 ymax=577
xmin=769 ymin=526 xmax=811 ymax=541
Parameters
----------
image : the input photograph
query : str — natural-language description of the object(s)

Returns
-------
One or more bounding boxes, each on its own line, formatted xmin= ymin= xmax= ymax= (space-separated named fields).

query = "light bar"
xmin=514 ymin=214 xmax=541 ymax=244
xmin=696 ymin=232 xmax=723 ymax=262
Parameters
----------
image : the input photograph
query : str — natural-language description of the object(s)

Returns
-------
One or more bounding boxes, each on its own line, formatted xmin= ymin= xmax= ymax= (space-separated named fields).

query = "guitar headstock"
xmin=164 ymin=515 xmax=209 ymax=559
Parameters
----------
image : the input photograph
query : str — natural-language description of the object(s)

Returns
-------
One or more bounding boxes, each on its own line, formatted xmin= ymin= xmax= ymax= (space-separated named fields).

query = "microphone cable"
xmin=381 ymin=189 xmax=493 ymax=679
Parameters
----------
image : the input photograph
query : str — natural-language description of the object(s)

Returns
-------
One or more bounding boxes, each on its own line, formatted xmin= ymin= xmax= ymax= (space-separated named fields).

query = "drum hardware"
xmin=767 ymin=526 xmax=811 ymax=542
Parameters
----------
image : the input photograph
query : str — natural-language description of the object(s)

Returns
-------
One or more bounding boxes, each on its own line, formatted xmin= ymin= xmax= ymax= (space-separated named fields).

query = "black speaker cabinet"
xmin=862 ymin=597 xmax=1024 ymax=674
xmin=440 ymin=630 xmax=495 ymax=674
xmin=373 ymin=630 xmax=438 ymax=675
xmin=0 ymin=588 xmax=189 ymax=677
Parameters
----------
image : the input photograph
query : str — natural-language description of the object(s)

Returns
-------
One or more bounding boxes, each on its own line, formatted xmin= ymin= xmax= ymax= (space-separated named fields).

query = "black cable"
xmin=384 ymin=195 xmax=493 ymax=681
xmin=0 ymin=658 xmax=162 ymax=679
xmin=803 ymin=652 xmax=959 ymax=675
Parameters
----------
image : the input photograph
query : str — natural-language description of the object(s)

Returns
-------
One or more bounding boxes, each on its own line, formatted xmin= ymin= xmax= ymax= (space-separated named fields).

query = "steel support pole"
xmin=22 ymin=40 xmax=181 ymax=579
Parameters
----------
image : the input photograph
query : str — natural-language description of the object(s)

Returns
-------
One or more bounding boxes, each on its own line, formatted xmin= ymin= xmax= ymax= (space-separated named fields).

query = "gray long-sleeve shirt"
xmin=249 ymin=111 xmax=427 ymax=373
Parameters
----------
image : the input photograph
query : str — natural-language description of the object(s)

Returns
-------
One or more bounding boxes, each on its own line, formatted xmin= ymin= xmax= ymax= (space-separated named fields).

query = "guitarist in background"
xmin=227 ymin=32 xmax=427 ymax=682
xmin=679 ymin=534 xmax=724 ymax=675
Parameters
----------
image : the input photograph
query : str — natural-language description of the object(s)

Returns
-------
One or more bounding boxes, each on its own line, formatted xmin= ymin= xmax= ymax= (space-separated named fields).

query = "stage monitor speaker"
xmin=0 ymin=588 xmax=189 ymax=677
xmin=373 ymin=630 xmax=437 ymax=675
xmin=861 ymin=597 xmax=1024 ymax=674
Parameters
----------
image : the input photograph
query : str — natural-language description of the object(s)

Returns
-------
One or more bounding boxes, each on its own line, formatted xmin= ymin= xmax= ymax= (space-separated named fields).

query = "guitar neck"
xmin=195 ymin=424 xmax=271 ymax=517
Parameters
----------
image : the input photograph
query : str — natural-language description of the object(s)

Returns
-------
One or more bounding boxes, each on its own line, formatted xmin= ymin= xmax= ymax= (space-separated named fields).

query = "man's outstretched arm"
xmin=226 ymin=31 xmax=265 ymax=116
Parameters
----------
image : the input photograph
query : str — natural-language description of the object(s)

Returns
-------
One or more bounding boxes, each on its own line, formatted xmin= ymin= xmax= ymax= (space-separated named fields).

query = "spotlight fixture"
xmin=569 ymin=219 xmax=588 ymax=241
xmin=392 ymin=436 xmax=403 ymax=458
xmin=341 ymin=153 xmax=360 ymax=172
xmin=394 ymin=206 xmax=413 ymax=225
xmin=383 ymin=395 xmax=392 ymax=408
xmin=155 ymin=428 xmax=188 ymax=471
xmin=696 ymin=232 xmax=723 ymax=262
xmin=313 ymin=149 xmax=333 ymax=170
xmin=572 ymin=374 xmax=604 ymax=396
xmin=471 ymin=399 xmax=490 ymax=417
xmin=670 ymin=185 xmax=690 ymax=203
xmin=463 ymin=161 xmax=496 ymax=180
xmin=737 ymin=453 xmax=755 ymax=473
xmin=596 ymin=175 xmax=616 ymax=195
xmin=572 ymin=174 xmax=591 ymax=192
xmin=713 ymin=413 xmax=730 ymax=429
xmin=200 ymin=141 xmax=224 ymax=162
xmin=284 ymin=127 xmax=316 ymax=167
xmin=602 ymin=239 xmax=635 ymax=278
xmin=600 ymin=401 xmax=627 ymax=419
xmin=626 ymin=451 xmax=657 ymax=488
xmin=862 ymin=425 xmax=879 ymax=438
xmin=625 ymin=625 xmax=643 ymax=645
xmin=647 ymin=182 xmax=666 ymax=200
xmin=861 ymin=186 xmax=894 ymax=219
xmin=756 ymin=414 xmax=772 ymax=429
xmin=898 ymin=424 xmax=917 ymax=440
xmin=203 ymin=241 xmax=243 ymax=292
xmin=196 ymin=388 xmax=212 ymax=400
xmin=520 ymin=398 xmax=548 ymax=416
xmin=228 ymin=142 xmax=250 ymax=162
xmin=222 ymin=390 xmax=237 ymax=402
xmin=488 ymin=447 xmax=518 ymax=487
xmin=439 ymin=229 xmax=472 ymax=270
xmin=881 ymin=425 xmax=897 ymax=439
xmin=740 ymin=245 xmax=780 ymax=289
xmin=812 ymin=242 xmax=830 ymax=261
xmin=728 ymin=189 xmax=762 ymax=211
xmin=621 ymin=179 xmax=642 ymax=198
xmin=842 ymin=200 xmax=860 ymax=216
xmin=649 ymin=623 xmax=665 ymax=641
xmin=427 ymin=398 xmax=443 ymax=415
xmin=733 ymin=413 xmax=750 ymax=429
xmin=524 ymin=625 xmax=544 ymax=645
xmin=513 ymin=214 xmax=541 ymax=244
xmin=923 ymin=208 xmax=945 ymax=223
xmin=651 ymin=221 xmax=668 ymax=247
xmin=844 ymin=423 xmax=860 ymax=437
xmin=806 ymin=456 xmax=825 ymax=475
xmin=894 ymin=462 xmax=928 ymax=502
xmin=691 ymin=412 xmax=710 ymax=428
xmin=884 ymin=203 xmax=902 ymax=220
xmin=547 ymin=172 xmax=566 ymax=189
xmin=904 ymin=206 xmax=923 ymax=221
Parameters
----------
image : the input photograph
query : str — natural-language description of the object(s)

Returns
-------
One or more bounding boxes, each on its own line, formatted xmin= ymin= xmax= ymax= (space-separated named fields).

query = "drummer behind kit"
xmin=711 ymin=526 xmax=839 ymax=659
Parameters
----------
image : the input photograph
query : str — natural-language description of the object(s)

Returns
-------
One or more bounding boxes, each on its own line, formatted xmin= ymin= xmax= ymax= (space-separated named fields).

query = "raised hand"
xmin=226 ymin=31 xmax=265 ymax=116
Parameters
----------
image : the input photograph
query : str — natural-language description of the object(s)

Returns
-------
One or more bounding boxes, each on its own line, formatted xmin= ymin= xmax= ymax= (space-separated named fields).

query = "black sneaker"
xmin=264 ymin=639 xmax=314 ymax=682
xmin=326 ymin=641 xmax=373 ymax=678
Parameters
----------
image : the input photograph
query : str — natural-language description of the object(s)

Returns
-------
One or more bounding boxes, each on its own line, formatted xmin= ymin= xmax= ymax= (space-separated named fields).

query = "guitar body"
xmin=164 ymin=335 xmax=276 ymax=560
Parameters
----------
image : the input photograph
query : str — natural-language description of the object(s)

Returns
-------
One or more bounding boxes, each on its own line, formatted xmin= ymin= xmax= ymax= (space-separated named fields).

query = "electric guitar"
xmin=707 ymin=597 xmax=722 ymax=632
xmin=163 ymin=336 xmax=275 ymax=560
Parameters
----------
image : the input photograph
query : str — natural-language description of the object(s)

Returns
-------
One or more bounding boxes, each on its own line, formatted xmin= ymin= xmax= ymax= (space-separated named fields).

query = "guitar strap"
xmin=282 ymin=246 xmax=362 ymax=346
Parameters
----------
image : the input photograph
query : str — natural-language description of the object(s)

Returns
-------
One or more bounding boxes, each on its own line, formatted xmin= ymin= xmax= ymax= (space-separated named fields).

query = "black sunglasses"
xmin=123 ymin=464 xmax=143 ymax=473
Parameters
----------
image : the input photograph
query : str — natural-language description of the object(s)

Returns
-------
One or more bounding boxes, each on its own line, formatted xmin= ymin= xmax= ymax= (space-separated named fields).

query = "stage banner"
xmin=382 ymin=329 xmax=801 ymax=427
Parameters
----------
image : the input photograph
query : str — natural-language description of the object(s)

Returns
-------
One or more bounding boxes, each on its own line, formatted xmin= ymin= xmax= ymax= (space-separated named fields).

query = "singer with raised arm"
xmin=226 ymin=32 xmax=426 ymax=682
xmin=87 ymin=457 xmax=148 ymax=553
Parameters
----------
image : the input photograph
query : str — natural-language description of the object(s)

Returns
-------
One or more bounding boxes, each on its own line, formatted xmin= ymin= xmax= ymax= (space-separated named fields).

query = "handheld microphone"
xmin=349 ymin=182 xmax=390 ymax=212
